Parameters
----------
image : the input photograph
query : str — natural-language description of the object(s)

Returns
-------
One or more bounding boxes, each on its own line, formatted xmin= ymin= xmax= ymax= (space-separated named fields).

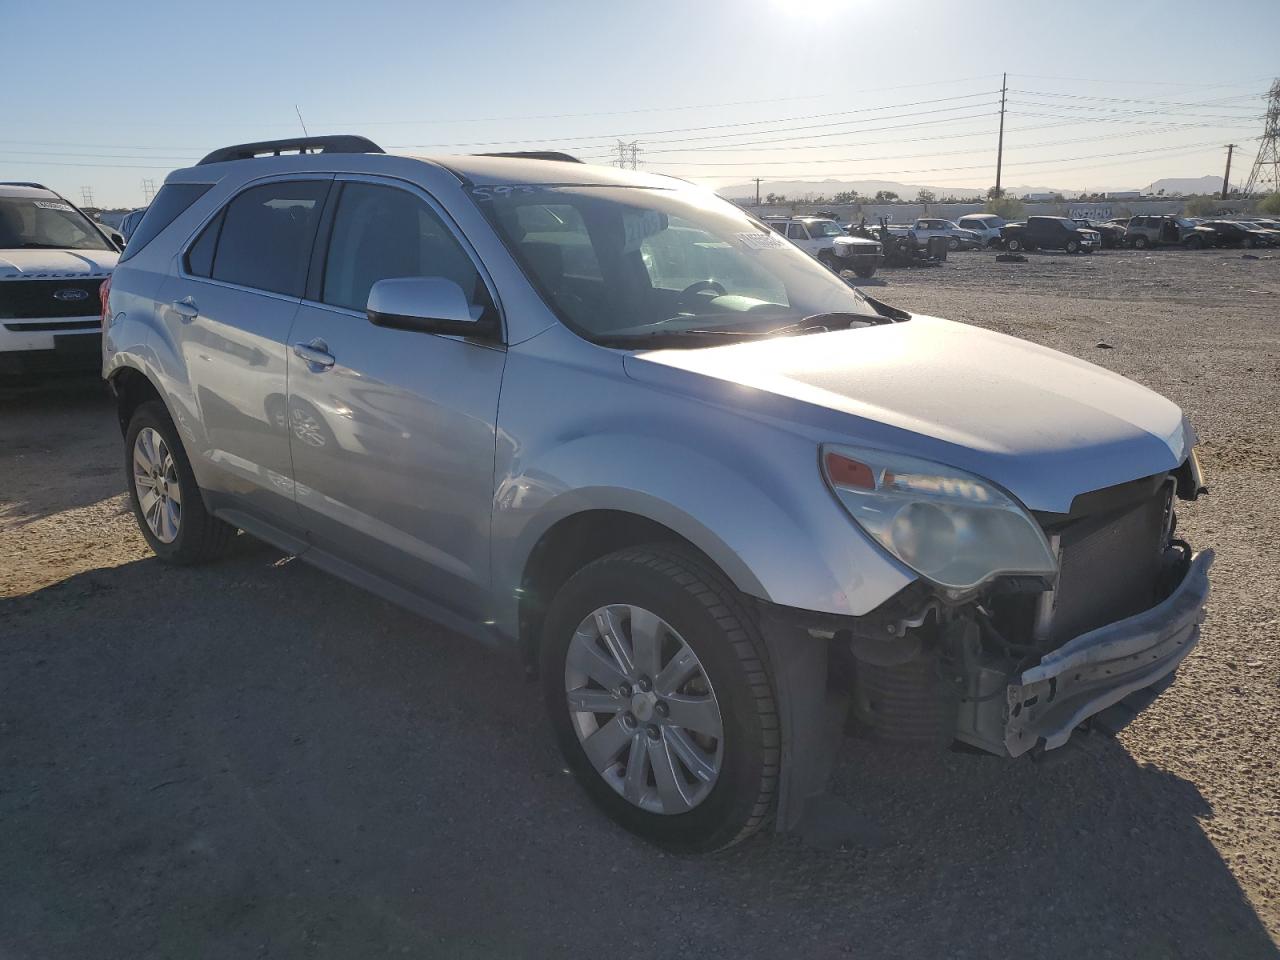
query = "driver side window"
xmin=322 ymin=181 xmax=493 ymax=318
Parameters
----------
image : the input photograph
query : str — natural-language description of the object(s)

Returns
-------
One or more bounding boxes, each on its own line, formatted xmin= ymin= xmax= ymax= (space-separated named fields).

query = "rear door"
xmin=159 ymin=175 xmax=331 ymax=527
xmin=284 ymin=176 xmax=506 ymax=619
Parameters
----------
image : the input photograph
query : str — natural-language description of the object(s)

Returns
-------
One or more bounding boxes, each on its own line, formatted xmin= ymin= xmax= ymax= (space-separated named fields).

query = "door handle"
xmin=293 ymin=339 xmax=335 ymax=369
xmin=171 ymin=297 xmax=198 ymax=320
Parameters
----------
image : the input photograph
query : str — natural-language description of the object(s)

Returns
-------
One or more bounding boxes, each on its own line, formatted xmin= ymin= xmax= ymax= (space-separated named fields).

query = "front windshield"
xmin=0 ymin=197 xmax=112 ymax=251
xmin=472 ymin=185 xmax=878 ymax=343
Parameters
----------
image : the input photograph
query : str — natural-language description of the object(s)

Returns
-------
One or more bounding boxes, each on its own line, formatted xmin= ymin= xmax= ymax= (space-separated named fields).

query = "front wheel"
xmin=1065 ymin=239 xmax=1080 ymax=254
xmin=947 ymin=237 xmax=959 ymax=251
xmin=541 ymin=545 xmax=779 ymax=852
xmin=125 ymin=400 xmax=233 ymax=563
xmin=853 ymin=265 xmax=877 ymax=278
xmin=1132 ymin=235 xmax=1149 ymax=249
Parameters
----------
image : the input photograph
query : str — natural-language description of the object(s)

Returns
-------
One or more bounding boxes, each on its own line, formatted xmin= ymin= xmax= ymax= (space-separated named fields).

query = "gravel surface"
xmin=2 ymin=248 xmax=1277 ymax=959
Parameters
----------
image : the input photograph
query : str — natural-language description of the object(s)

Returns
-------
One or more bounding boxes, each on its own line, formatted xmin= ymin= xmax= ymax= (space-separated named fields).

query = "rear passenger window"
xmin=209 ymin=180 xmax=328 ymax=297
xmin=184 ymin=210 xmax=223 ymax=278
xmin=321 ymin=182 xmax=493 ymax=318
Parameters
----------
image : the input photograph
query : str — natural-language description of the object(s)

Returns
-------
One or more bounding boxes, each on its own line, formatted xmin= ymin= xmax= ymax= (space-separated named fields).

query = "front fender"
xmin=489 ymin=334 xmax=913 ymax=639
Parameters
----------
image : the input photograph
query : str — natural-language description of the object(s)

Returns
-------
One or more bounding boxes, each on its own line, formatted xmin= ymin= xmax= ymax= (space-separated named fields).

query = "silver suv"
xmin=105 ymin=136 xmax=1212 ymax=852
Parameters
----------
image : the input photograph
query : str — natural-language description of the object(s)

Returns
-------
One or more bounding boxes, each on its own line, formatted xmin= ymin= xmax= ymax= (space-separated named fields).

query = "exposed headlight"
xmin=821 ymin=445 xmax=1058 ymax=592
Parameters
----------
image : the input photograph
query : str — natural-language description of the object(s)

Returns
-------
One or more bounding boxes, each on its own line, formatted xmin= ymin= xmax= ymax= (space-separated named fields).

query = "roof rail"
xmin=476 ymin=151 xmax=582 ymax=163
xmin=0 ymin=181 xmax=49 ymax=189
xmin=197 ymin=135 xmax=384 ymax=166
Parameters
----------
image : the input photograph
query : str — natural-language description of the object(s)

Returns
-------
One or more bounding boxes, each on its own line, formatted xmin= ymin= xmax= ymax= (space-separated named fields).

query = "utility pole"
xmin=754 ymin=177 xmax=762 ymax=205
xmin=1243 ymin=78 xmax=1280 ymax=197
xmin=994 ymin=72 xmax=1007 ymax=197
xmin=1221 ymin=144 xmax=1237 ymax=200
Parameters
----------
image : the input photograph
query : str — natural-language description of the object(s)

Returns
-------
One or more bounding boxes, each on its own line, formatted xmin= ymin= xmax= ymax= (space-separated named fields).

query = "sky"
xmin=3 ymin=0 xmax=1277 ymax=207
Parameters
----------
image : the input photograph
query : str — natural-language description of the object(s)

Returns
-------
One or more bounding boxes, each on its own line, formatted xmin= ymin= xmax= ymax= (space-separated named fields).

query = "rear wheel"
xmin=1005 ymin=237 xmax=1023 ymax=252
xmin=541 ymin=545 xmax=779 ymax=852
xmin=125 ymin=400 xmax=233 ymax=564
xmin=947 ymin=237 xmax=960 ymax=251
xmin=1185 ymin=235 xmax=1205 ymax=250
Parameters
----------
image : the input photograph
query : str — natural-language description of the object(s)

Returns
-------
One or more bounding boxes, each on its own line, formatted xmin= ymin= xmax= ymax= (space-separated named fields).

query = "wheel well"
xmin=108 ymin=367 xmax=163 ymax=435
xmin=518 ymin=510 xmax=710 ymax=672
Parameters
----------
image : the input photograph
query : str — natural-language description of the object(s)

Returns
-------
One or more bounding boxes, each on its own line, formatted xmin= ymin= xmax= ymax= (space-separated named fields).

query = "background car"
xmin=955 ymin=214 xmax=1005 ymax=247
xmin=1001 ymin=216 xmax=1100 ymax=253
xmin=1073 ymin=218 xmax=1126 ymax=249
xmin=0 ymin=181 xmax=120 ymax=376
xmin=764 ymin=216 xmax=881 ymax=276
xmin=119 ymin=207 xmax=148 ymax=244
xmin=1125 ymin=215 xmax=1196 ymax=249
xmin=1196 ymin=220 xmax=1270 ymax=248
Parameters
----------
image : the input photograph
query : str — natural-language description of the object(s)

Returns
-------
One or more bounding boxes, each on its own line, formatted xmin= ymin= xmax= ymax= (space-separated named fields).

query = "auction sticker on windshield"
xmin=738 ymin=232 xmax=785 ymax=251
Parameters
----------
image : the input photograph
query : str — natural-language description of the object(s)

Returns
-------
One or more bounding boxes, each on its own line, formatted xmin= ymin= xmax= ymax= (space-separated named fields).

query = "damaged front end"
xmin=845 ymin=467 xmax=1211 ymax=760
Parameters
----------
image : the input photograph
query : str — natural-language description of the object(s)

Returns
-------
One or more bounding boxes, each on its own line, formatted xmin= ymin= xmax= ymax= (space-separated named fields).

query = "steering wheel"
xmin=678 ymin=279 xmax=726 ymax=303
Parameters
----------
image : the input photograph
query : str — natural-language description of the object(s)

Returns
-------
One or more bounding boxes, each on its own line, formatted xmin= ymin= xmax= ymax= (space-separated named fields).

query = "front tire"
xmin=1132 ymin=235 xmax=1149 ymax=249
xmin=125 ymin=400 xmax=233 ymax=564
xmin=541 ymin=545 xmax=779 ymax=852
xmin=947 ymin=237 xmax=960 ymax=251
xmin=1065 ymin=239 xmax=1080 ymax=254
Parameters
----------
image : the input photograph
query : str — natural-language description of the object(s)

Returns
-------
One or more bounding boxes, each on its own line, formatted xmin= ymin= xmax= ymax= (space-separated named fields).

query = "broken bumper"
xmin=1003 ymin=549 xmax=1213 ymax=758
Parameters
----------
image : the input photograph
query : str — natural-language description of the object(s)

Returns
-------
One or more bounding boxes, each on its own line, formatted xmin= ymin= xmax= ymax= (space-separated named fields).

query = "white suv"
xmin=0 ymin=182 xmax=122 ymax=376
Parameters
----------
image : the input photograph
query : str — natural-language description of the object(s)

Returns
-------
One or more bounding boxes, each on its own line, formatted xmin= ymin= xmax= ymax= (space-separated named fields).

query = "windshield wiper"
xmin=766 ymin=312 xmax=876 ymax=336
xmin=18 ymin=242 xmax=70 ymax=249
xmin=596 ymin=328 xmax=773 ymax=348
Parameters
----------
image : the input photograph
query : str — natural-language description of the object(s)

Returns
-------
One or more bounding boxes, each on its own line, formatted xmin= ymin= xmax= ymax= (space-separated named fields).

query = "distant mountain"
xmin=1142 ymin=174 xmax=1230 ymax=196
xmin=715 ymin=178 xmax=984 ymax=202
xmin=716 ymin=177 xmax=1090 ymax=202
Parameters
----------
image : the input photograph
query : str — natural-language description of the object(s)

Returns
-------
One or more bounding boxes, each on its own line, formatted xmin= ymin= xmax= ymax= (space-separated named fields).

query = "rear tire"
xmin=540 ymin=544 xmax=779 ymax=852
xmin=1005 ymin=237 xmax=1023 ymax=252
xmin=125 ymin=400 xmax=234 ymax=564
xmin=947 ymin=237 xmax=959 ymax=251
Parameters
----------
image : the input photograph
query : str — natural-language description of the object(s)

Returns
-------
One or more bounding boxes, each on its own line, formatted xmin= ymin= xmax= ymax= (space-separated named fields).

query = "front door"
xmin=285 ymin=177 xmax=506 ymax=620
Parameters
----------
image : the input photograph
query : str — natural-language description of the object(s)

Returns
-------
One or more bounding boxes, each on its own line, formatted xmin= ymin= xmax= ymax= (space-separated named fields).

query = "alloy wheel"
xmin=132 ymin=427 xmax=182 ymax=543
xmin=564 ymin=604 xmax=724 ymax=815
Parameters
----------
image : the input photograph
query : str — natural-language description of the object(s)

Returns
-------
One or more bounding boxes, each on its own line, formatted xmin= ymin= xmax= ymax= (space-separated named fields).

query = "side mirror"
xmin=366 ymin=277 xmax=496 ymax=339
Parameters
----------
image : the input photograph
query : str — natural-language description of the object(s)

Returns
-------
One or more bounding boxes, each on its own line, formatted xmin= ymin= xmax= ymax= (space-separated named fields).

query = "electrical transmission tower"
xmin=1242 ymin=78 xmax=1280 ymax=197
xmin=141 ymin=178 xmax=157 ymax=203
xmin=613 ymin=140 xmax=640 ymax=170
xmin=80 ymin=186 xmax=95 ymax=208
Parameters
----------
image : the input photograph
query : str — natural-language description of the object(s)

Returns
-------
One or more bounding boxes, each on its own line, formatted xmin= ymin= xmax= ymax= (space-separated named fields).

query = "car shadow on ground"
xmin=2 ymin=550 xmax=1274 ymax=958
xmin=0 ymin=374 xmax=122 ymax=525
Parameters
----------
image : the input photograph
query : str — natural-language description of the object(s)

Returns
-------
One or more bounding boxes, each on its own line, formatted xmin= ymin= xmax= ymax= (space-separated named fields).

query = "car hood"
xmin=624 ymin=314 xmax=1190 ymax=513
xmin=0 ymin=248 xmax=118 ymax=280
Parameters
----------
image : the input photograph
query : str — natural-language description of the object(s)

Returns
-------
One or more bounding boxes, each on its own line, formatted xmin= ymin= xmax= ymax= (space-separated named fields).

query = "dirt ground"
xmin=2 ymin=248 xmax=1278 ymax=959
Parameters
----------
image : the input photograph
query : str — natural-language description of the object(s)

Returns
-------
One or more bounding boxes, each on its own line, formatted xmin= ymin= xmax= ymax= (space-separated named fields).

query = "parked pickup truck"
xmin=1001 ymin=216 xmax=1100 ymax=253
xmin=764 ymin=216 xmax=882 ymax=277
xmin=884 ymin=218 xmax=982 ymax=251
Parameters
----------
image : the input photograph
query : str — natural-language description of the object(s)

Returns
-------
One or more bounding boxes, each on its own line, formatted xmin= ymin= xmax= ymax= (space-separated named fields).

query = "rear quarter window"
xmin=118 ymin=183 xmax=213 ymax=261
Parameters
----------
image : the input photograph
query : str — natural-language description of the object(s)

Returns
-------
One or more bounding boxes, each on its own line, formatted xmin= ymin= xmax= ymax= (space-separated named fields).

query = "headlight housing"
xmin=821 ymin=445 xmax=1058 ymax=592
